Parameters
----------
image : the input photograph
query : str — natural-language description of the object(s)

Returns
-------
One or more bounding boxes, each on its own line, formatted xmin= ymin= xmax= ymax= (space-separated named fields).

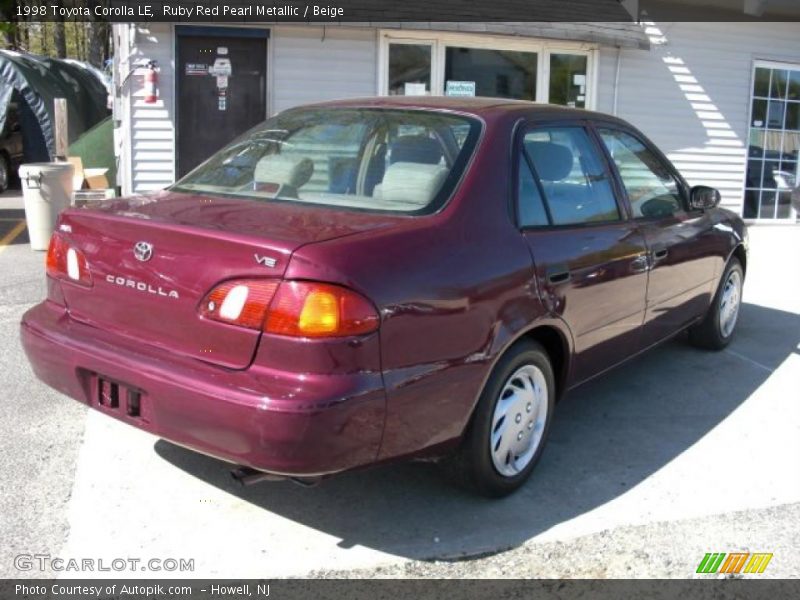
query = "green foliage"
xmin=0 ymin=19 xmax=109 ymax=66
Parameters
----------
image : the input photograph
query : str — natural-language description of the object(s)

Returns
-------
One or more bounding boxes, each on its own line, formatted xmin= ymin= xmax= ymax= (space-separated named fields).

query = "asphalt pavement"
xmin=1 ymin=189 xmax=798 ymax=578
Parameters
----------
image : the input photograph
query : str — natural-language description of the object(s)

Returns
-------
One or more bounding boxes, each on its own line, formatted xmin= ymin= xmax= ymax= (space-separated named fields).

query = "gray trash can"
xmin=19 ymin=162 xmax=74 ymax=251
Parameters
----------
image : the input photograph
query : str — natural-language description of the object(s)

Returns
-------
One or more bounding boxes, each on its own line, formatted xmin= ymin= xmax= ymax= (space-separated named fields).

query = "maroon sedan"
xmin=21 ymin=97 xmax=747 ymax=496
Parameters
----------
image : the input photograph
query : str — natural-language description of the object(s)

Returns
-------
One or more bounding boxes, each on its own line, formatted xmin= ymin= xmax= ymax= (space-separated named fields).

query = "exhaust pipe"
xmin=230 ymin=466 xmax=285 ymax=486
xmin=230 ymin=466 xmax=321 ymax=488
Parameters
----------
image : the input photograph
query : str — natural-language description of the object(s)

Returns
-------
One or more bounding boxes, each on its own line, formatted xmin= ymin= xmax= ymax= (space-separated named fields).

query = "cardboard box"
xmin=67 ymin=156 xmax=110 ymax=190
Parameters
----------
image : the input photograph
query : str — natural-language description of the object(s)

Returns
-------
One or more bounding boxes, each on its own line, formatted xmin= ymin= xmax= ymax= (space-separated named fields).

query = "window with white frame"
xmin=745 ymin=61 xmax=800 ymax=220
xmin=380 ymin=32 xmax=596 ymax=109
xmin=388 ymin=42 xmax=433 ymax=96
xmin=444 ymin=46 xmax=539 ymax=100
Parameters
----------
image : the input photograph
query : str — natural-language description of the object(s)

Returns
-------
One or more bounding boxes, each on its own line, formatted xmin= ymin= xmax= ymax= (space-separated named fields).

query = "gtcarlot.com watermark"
xmin=14 ymin=554 xmax=195 ymax=573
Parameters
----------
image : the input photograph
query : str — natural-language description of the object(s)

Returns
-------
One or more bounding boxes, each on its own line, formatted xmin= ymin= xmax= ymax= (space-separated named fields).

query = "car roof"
xmin=301 ymin=95 xmax=628 ymax=125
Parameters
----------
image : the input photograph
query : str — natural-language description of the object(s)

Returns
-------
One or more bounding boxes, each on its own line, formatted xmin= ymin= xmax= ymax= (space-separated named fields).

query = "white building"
xmin=112 ymin=19 xmax=800 ymax=222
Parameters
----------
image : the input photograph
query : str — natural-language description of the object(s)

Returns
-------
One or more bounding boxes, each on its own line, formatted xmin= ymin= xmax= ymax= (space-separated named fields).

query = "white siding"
xmin=116 ymin=23 xmax=175 ymax=196
xmin=596 ymin=22 xmax=800 ymax=213
xmin=116 ymin=25 xmax=376 ymax=195
xmin=271 ymin=26 xmax=377 ymax=114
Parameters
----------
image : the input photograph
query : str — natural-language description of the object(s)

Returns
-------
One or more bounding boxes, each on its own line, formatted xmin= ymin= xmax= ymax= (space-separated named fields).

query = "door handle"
xmin=545 ymin=265 xmax=571 ymax=284
xmin=653 ymin=248 xmax=669 ymax=261
xmin=630 ymin=254 xmax=649 ymax=273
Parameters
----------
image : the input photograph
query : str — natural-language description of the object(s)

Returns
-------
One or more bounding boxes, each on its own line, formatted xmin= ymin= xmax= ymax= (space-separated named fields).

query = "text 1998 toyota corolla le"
xmin=21 ymin=97 xmax=747 ymax=496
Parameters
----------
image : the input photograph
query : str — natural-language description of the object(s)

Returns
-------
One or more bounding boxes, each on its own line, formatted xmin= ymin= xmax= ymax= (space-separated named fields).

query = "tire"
xmin=444 ymin=341 xmax=555 ymax=497
xmin=688 ymin=257 xmax=744 ymax=350
xmin=0 ymin=153 xmax=9 ymax=193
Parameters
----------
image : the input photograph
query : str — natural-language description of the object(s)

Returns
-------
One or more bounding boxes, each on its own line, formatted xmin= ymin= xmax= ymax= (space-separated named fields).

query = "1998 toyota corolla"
xmin=21 ymin=97 xmax=747 ymax=497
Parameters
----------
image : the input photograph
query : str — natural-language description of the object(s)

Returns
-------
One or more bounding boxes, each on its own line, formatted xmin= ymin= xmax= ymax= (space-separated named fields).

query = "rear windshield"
xmin=171 ymin=108 xmax=481 ymax=214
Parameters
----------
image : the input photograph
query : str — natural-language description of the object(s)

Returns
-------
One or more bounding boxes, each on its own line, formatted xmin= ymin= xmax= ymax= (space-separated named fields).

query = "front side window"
xmin=522 ymin=127 xmax=619 ymax=225
xmin=598 ymin=128 xmax=684 ymax=219
xmin=171 ymin=108 xmax=481 ymax=214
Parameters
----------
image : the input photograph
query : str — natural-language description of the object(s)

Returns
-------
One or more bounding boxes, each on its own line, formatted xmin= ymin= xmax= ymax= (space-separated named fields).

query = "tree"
xmin=0 ymin=6 xmax=110 ymax=66
xmin=54 ymin=1 xmax=68 ymax=59
xmin=87 ymin=22 xmax=108 ymax=67
xmin=0 ymin=14 xmax=19 ymax=50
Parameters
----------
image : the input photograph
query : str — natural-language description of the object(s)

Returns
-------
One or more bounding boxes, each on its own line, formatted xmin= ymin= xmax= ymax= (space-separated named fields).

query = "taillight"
xmin=200 ymin=279 xmax=380 ymax=338
xmin=265 ymin=281 xmax=380 ymax=337
xmin=200 ymin=279 xmax=280 ymax=330
xmin=46 ymin=232 xmax=92 ymax=287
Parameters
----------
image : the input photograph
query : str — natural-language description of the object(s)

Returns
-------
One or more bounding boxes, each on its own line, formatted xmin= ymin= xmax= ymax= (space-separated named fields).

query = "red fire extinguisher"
xmin=143 ymin=61 xmax=158 ymax=104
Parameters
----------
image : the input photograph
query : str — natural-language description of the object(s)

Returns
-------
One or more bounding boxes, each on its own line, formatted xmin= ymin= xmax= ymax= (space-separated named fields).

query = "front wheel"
xmin=444 ymin=341 xmax=555 ymax=497
xmin=688 ymin=258 xmax=744 ymax=350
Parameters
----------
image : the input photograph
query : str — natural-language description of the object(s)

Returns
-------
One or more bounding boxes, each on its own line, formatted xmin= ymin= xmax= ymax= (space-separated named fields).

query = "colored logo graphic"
xmin=696 ymin=552 xmax=773 ymax=574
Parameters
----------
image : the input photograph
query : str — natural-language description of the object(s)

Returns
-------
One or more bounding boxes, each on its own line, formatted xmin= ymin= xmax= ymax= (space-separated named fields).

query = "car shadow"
xmin=155 ymin=301 xmax=800 ymax=561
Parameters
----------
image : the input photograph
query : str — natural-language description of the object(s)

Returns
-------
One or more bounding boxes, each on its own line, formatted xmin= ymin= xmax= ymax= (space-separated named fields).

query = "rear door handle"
xmin=546 ymin=265 xmax=571 ymax=284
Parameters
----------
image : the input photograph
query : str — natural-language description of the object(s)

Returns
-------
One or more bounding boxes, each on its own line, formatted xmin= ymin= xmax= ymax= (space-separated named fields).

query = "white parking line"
xmin=723 ymin=348 xmax=774 ymax=373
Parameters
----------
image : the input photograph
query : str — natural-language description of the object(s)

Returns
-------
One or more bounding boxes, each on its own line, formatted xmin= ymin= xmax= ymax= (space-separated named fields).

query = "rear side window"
xmin=517 ymin=154 xmax=549 ymax=227
xmin=520 ymin=127 xmax=620 ymax=226
xmin=171 ymin=108 xmax=481 ymax=215
xmin=598 ymin=128 xmax=684 ymax=218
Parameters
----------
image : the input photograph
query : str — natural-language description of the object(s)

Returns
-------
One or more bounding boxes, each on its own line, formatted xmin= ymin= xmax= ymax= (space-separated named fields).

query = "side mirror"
xmin=689 ymin=185 xmax=721 ymax=210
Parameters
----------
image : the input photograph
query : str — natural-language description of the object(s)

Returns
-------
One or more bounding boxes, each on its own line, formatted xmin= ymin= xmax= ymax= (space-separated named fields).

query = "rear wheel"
xmin=444 ymin=341 xmax=555 ymax=497
xmin=688 ymin=258 xmax=743 ymax=350
xmin=0 ymin=154 xmax=9 ymax=193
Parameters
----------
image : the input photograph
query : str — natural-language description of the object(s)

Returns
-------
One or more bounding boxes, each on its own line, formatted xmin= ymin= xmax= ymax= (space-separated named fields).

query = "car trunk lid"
xmin=57 ymin=191 xmax=401 ymax=369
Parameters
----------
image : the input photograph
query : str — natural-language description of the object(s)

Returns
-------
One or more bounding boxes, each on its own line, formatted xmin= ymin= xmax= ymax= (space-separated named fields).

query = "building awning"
xmin=303 ymin=22 xmax=651 ymax=50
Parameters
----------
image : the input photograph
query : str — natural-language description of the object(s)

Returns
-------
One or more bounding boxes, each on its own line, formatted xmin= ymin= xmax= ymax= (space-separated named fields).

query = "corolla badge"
xmin=134 ymin=241 xmax=154 ymax=262
xmin=105 ymin=274 xmax=179 ymax=299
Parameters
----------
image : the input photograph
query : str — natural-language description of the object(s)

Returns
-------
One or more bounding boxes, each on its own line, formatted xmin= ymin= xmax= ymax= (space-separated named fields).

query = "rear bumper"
xmin=20 ymin=301 xmax=386 ymax=476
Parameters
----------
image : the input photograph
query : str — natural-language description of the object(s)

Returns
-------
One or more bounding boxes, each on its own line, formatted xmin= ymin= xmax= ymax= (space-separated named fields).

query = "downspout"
xmin=613 ymin=46 xmax=622 ymax=116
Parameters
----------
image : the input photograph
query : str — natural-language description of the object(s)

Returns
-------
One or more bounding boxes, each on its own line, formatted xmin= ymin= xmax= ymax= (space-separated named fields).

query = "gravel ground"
xmin=310 ymin=502 xmax=800 ymax=578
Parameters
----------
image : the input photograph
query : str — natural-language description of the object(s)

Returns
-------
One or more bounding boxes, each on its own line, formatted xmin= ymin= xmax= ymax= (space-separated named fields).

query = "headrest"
xmin=254 ymin=154 xmax=314 ymax=189
xmin=378 ymin=162 xmax=449 ymax=206
xmin=524 ymin=141 xmax=574 ymax=182
xmin=390 ymin=135 xmax=443 ymax=165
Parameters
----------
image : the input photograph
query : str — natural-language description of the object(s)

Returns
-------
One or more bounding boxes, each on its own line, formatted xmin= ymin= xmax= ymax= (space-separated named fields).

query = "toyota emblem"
xmin=134 ymin=241 xmax=154 ymax=262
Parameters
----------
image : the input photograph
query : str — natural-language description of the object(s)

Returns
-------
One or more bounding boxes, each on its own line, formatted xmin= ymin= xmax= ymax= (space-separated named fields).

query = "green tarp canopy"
xmin=0 ymin=49 xmax=109 ymax=163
